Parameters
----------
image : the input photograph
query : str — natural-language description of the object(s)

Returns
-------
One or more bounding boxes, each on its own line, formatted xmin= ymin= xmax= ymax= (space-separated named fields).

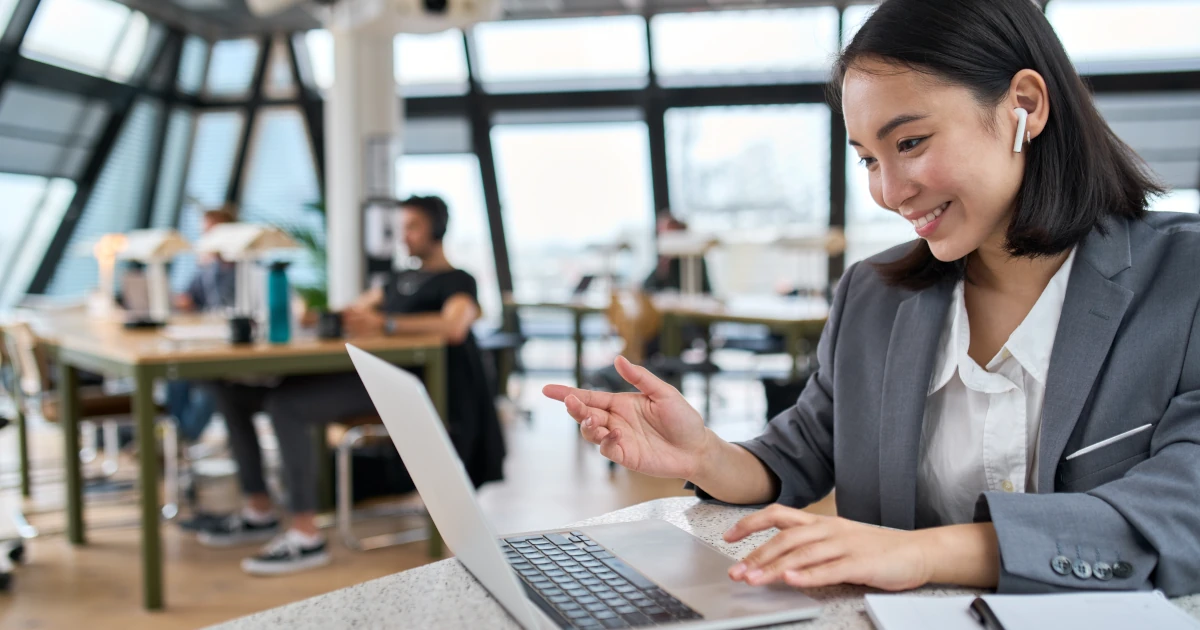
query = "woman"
xmin=545 ymin=0 xmax=1200 ymax=596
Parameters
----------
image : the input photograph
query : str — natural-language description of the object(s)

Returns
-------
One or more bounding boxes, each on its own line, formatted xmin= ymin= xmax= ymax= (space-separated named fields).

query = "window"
xmin=0 ymin=0 xmax=19 ymax=38
xmin=1047 ymin=0 xmax=1200 ymax=72
xmin=150 ymin=109 xmax=195 ymax=229
xmin=263 ymin=37 xmax=298 ymax=100
xmin=303 ymin=29 xmax=333 ymax=91
xmin=20 ymin=0 xmax=153 ymax=82
xmin=844 ymin=147 xmax=912 ymax=266
xmin=0 ymin=175 xmax=75 ymax=309
xmin=397 ymin=153 xmax=500 ymax=327
xmin=841 ymin=3 xmax=878 ymax=47
xmin=395 ymin=30 xmax=468 ymax=96
xmin=177 ymin=36 xmax=210 ymax=95
xmin=492 ymin=118 xmax=655 ymax=301
xmin=665 ymin=105 xmax=831 ymax=232
xmin=239 ymin=107 xmax=323 ymax=288
xmin=473 ymin=16 xmax=649 ymax=92
xmin=172 ymin=111 xmax=244 ymax=290
xmin=1150 ymin=188 xmax=1200 ymax=213
xmin=206 ymin=38 xmax=260 ymax=99
xmin=0 ymin=83 xmax=109 ymax=179
xmin=47 ymin=99 xmax=162 ymax=297
xmin=651 ymin=8 xmax=839 ymax=85
xmin=1095 ymin=91 xmax=1200 ymax=190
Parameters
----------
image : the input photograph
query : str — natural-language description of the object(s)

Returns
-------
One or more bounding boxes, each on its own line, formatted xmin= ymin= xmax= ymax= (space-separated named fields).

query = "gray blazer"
xmin=713 ymin=212 xmax=1200 ymax=596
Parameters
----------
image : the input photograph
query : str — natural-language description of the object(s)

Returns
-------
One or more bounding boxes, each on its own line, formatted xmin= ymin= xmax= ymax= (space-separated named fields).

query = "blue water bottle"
xmin=266 ymin=261 xmax=292 ymax=344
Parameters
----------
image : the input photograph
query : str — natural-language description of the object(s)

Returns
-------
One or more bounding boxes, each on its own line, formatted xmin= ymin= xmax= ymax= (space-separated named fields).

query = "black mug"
xmin=316 ymin=310 xmax=343 ymax=340
xmin=229 ymin=316 xmax=255 ymax=345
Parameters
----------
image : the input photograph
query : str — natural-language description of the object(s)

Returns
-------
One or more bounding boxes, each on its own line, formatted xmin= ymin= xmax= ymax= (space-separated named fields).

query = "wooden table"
xmin=506 ymin=295 xmax=828 ymax=386
xmin=5 ymin=311 xmax=446 ymax=611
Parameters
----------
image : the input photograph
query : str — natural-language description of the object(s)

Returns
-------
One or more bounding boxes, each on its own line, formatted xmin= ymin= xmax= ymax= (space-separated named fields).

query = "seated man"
xmin=195 ymin=195 xmax=505 ymax=576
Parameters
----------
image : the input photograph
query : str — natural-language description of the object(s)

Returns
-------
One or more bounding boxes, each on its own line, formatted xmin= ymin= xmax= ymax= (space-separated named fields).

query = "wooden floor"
xmin=0 ymin=372 xmax=834 ymax=630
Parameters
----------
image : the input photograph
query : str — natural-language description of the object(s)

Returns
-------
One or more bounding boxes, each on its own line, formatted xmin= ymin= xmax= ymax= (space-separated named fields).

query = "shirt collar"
xmin=926 ymin=247 xmax=1076 ymax=394
xmin=1002 ymin=247 xmax=1077 ymax=385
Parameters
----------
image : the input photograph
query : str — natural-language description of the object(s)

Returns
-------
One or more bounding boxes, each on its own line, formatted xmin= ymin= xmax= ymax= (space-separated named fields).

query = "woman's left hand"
xmin=725 ymin=504 xmax=934 ymax=591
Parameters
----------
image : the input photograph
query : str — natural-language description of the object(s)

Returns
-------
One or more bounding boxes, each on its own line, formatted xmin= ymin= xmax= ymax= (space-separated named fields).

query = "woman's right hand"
xmin=542 ymin=356 xmax=713 ymax=480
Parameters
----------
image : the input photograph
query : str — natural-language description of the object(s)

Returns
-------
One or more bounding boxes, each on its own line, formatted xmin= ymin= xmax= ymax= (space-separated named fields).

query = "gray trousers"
xmin=204 ymin=373 xmax=376 ymax=513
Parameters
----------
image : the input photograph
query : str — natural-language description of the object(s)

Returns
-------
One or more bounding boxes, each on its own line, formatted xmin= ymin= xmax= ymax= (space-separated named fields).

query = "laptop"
xmin=346 ymin=344 xmax=822 ymax=630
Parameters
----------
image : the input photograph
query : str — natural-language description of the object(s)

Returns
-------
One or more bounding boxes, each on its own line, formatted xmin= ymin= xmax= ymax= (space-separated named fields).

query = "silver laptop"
xmin=346 ymin=344 xmax=822 ymax=630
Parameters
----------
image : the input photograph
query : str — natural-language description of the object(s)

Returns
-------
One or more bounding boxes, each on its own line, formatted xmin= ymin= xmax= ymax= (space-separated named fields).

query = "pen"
xmin=968 ymin=597 xmax=1007 ymax=630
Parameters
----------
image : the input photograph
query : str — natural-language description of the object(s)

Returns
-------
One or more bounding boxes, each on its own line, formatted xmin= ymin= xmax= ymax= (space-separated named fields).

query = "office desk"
xmin=7 ymin=311 xmax=446 ymax=611
xmin=209 ymin=496 xmax=1200 ymax=629
xmin=507 ymin=296 xmax=828 ymax=386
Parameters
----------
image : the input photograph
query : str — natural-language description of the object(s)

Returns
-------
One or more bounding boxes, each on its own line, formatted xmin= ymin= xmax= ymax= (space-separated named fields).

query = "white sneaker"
xmin=240 ymin=530 xmax=331 ymax=576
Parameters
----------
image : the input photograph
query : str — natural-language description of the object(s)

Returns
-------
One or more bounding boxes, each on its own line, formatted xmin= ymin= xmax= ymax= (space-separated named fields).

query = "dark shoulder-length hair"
xmin=831 ymin=0 xmax=1163 ymax=290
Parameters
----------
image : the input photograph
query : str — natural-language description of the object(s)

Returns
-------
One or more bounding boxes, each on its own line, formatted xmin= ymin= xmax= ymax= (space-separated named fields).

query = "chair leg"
xmin=336 ymin=425 xmax=429 ymax=552
xmin=79 ymin=421 xmax=98 ymax=465
xmin=101 ymin=420 xmax=120 ymax=477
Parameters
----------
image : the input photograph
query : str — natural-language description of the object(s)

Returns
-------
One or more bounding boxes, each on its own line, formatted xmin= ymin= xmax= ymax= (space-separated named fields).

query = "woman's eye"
xmin=898 ymin=137 xmax=926 ymax=153
xmin=857 ymin=156 xmax=877 ymax=168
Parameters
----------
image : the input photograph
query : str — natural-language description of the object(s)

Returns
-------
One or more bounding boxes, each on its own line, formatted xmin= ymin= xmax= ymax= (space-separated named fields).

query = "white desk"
xmin=209 ymin=497 xmax=1200 ymax=629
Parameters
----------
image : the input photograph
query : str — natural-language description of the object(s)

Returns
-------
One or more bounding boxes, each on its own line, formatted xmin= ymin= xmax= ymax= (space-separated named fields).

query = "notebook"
xmin=865 ymin=591 xmax=1200 ymax=630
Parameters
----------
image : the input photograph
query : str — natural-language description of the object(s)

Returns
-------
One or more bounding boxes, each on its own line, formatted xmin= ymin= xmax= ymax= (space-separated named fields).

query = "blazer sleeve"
xmin=689 ymin=261 xmax=858 ymax=508
xmin=975 ymin=299 xmax=1200 ymax=597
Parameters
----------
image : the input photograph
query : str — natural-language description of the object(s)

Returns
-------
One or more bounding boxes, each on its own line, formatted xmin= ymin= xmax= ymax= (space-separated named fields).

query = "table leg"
xmin=786 ymin=327 xmax=802 ymax=381
xmin=59 ymin=362 xmax=84 ymax=544
xmin=422 ymin=347 xmax=448 ymax=559
xmin=133 ymin=366 xmax=164 ymax=610
xmin=573 ymin=310 xmax=584 ymax=389
xmin=702 ymin=323 xmax=713 ymax=423
xmin=661 ymin=314 xmax=684 ymax=391
xmin=13 ymin=369 xmax=30 ymax=498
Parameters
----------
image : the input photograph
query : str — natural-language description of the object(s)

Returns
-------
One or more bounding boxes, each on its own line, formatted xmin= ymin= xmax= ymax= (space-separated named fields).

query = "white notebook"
xmin=865 ymin=591 xmax=1200 ymax=630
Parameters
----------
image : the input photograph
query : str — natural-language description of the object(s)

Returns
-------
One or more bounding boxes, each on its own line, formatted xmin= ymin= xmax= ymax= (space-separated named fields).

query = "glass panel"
xmin=1150 ymin=188 xmax=1200 ymax=212
xmin=1095 ymin=91 xmax=1200 ymax=190
xmin=844 ymin=146 xmax=913 ymax=267
xmin=665 ymin=104 xmax=831 ymax=231
xmin=304 ymin=29 xmax=333 ymax=91
xmin=20 ymin=0 xmax=140 ymax=80
xmin=0 ymin=0 xmax=19 ymax=37
xmin=397 ymin=153 xmax=500 ymax=327
xmin=107 ymin=10 xmax=150 ymax=82
xmin=473 ymin=16 xmax=649 ymax=92
xmin=841 ymin=3 xmax=878 ymax=46
xmin=172 ymin=111 xmax=244 ymax=290
xmin=239 ymin=107 xmax=323 ymax=288
xmin=405 ymin=117 xmax=472 ymax=155
xmin=178 ymin=36 xmax=209 ymax=95
xmin=151 ymin=109 xmax=195 ymax=228
xmin=492 ymin=120 xmax=654 ymax=301
xmin=1047 ymin=0 xmax=1200 ymax=72
xmin=0 ymin=177 xmax=74 ymax=309
xmin=263 ymin=37 xmax=298 ymax=99
xmin=395 ymin=30 xmax=468 ymax=96
xmin=206 ymin=38 xmax=260 ymax=98
xmin=48 ymin=99 xmax=161 ymax=297
xmin=651 ymin=8 xmax=839 ymax=85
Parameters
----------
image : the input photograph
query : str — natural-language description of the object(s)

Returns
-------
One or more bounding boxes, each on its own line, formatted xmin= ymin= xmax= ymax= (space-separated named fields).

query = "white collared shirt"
xmin=915 ymin=249 xmax=1077 ymax=526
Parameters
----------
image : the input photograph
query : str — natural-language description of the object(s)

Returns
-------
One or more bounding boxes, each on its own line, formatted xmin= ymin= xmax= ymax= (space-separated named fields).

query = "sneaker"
xmin=178 ymin=512 xmax=231 ymax=533
xmin=195 ymin=513 xmax=280 ymax=548
xmin=241 ymin=530 xmax=331 ymax=576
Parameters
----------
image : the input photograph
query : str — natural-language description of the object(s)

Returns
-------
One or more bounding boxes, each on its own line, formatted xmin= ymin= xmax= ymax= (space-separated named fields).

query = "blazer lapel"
xmin=879 ymin=280 xmax=953 ymax=529
xmin=1037 ymin=219 xmax=1134 ymax=491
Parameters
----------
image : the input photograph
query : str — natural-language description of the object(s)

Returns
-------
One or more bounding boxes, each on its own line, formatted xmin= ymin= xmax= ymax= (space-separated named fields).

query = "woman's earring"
xmin=1013 ymin=107 xmax=1028 ymax=153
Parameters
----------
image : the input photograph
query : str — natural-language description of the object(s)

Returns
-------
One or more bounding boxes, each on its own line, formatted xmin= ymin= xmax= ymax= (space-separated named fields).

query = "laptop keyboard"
xmin=502 ymin=531 xmax=704 ymax=629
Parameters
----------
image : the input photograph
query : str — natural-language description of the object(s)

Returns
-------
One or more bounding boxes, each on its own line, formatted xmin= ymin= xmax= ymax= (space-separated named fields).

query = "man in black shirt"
xmin=196 ymin=196 xmax=504 ymax=576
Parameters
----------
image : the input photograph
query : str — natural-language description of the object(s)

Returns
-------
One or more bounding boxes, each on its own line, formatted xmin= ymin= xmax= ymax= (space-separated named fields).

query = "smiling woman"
xmin=543 ymin=0 xmax=1200 ymax=599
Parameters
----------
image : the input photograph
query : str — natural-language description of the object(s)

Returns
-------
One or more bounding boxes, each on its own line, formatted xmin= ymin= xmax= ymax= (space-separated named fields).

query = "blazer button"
xmin=1093 ymin=562 xmax=1113 ymax=581
xmin=1072 ymin=559 xmax=1092 ymax=580
xmin=1112 ymin=561 xmax=1134 ymax=579
xmin=1051 ymin=556 xmax=1073 ymax=575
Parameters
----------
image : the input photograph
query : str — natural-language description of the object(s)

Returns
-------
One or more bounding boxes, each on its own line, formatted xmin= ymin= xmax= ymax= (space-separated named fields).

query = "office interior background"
xmin=0 ymin=0 xmax=1198 ymax=627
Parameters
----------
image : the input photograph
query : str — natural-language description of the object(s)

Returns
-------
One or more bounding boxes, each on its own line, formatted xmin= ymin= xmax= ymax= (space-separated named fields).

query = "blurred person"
xmin=195 ymin=195 xmax=505 ymax=576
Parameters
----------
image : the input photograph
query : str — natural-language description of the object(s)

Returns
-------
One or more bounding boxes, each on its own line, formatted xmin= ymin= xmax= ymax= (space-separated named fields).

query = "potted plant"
xmin=279 ymin=200 xmax=328 ymax=328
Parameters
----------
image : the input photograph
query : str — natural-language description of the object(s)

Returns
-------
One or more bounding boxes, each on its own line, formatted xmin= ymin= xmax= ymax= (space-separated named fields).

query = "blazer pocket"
xmin=1057 ymin=427 xmax=1154 ymax=490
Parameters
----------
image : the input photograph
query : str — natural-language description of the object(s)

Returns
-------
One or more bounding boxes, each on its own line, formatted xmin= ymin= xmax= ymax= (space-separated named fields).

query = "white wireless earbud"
xmin=1013 ymin=107 xmax=1028 ymax=153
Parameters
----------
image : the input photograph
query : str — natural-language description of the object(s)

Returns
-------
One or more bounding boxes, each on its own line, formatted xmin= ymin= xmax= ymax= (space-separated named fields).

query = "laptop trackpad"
xmin=580 ymin=519 xmax=740 ymax=590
